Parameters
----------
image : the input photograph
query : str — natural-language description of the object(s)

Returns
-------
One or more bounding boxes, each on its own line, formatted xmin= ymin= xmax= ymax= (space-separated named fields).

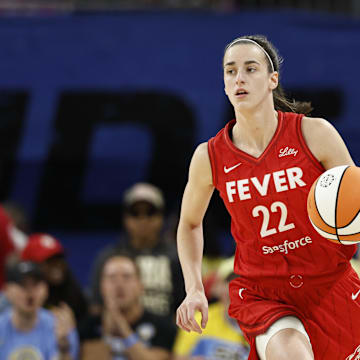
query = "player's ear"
xmin=269 ymin=71 xmax=279 ymax=90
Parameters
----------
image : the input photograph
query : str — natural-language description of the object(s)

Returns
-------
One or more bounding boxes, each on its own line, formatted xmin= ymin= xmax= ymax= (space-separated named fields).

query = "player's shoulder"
xmin=301 ymin=116 xmax=337 ymax=141
xmin=188 ymin=142 xmax=213 ymax=185
xmin=301 ymin=116 xmax=334 ymax=132
xmin=194 ymin=142 xmax=209 ymax=156
xmin=191 ymin=142 xmax=210 ymax=166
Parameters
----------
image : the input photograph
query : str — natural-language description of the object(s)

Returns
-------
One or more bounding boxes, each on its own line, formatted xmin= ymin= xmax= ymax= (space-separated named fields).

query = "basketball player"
xmin=176 ymin=35 xmax=360 ymax=360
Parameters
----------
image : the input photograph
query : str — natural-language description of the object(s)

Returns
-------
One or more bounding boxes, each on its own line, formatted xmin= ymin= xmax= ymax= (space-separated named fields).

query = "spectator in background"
xmin=2 ymin=201 xmax=31 ymax=235
xmin=90 ymin=183 xmax=184 ymax=318
xmin=21 ymin=233 xmax=89 ymax=327
xmin=0 ymin=260 xmax=79 ymax=360
xmin=0 ymin=205 xmax=28 ymax=290
xmin=173 ymin=257 xmax=249 ymax=360
xmin=81 ymin=254 xmax=176 ymax=359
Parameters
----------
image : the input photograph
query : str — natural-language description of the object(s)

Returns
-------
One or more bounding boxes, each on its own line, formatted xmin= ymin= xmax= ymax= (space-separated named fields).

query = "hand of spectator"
xmin=103 ymin=297 xmax=132 ymax=338
xmin=176 ymin=290 xmax=208 ymax=334
xmin=102 ymin=307 xmax=119 ymax=336
xmin=52 ymin=302 xmax=76 ymax=350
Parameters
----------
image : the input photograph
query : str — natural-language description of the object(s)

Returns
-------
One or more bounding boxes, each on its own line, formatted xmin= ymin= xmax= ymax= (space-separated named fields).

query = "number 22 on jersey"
xmin=252 ymin=201 xmax=295 ymax=238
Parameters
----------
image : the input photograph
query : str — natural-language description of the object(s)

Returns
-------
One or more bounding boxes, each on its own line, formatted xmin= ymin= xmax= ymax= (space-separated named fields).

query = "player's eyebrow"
xmin=224 ymin=61 xmax=235 ymax=67
xmin=244 ymin=60 xmax=260 ymax=66
xmin=224 ymin=60 xmax=261 ymax=68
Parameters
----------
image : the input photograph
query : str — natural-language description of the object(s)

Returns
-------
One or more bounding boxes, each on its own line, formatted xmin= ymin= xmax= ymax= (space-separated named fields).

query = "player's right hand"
xmin=176 ymin=290 xmax=208 ymax=334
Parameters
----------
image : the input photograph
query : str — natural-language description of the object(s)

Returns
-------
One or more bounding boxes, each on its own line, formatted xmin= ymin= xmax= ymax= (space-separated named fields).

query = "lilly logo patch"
xmin=278 ymin=147 xmax=298 ymax=158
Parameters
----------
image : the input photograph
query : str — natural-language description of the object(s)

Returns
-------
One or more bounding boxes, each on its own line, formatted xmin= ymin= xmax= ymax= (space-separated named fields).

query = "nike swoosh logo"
xmin=239 ymin=288 xmax=246 ymax=299
xmin=224 ymin=162 xmax=242 ymax=174
xmin=352 ymin=289 xmax=360 ymax=301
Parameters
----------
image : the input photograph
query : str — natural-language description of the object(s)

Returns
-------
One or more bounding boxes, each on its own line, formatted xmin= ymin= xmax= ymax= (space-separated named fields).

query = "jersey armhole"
xmin=207 ymin=139 xmax=218 ymax=188
xmin=296 ymin=115 xmax=325 ymax=172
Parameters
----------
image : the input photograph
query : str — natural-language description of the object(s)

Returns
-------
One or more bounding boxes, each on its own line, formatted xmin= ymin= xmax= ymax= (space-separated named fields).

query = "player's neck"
xmin=232 ymin=105 xmax=278 ymax=156
xmin=12 ymin=309 xmax=38 ymax=331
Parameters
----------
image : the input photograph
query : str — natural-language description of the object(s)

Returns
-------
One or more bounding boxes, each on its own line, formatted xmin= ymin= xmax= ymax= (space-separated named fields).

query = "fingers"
xmin=176 ymin=302 xmax=206 ymax=334
xmin=199 ymin=304 xmax=208 ymax=329
xmin=186 ymin=306 xmax=202 ymax=334
xmin=176 ymin=307 xmax=191 ymax=333
xmin=102 ymin=309 xmax=116 ymax=334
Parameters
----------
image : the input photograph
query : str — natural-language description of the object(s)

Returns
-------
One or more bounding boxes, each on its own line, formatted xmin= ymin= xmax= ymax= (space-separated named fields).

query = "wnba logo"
xmin=319 ymin=174 xmax=335 ymax=188
xmin=346 ymin=344 xmax=360 ymax=360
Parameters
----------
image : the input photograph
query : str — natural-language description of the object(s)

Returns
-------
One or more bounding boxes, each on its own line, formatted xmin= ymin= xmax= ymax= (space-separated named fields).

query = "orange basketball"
xmin=307 ymin=165 xmax=360 ymax=245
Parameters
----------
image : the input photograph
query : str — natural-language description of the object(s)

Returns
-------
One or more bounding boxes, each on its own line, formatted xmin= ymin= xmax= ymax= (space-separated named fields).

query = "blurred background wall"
xmin=0 ymin=0 xmax=359 ymax=288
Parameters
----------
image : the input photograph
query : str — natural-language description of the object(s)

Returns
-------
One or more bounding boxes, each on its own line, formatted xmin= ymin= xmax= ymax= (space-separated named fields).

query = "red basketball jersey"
xmin=208 ymin=111 xmax=356 ymax=285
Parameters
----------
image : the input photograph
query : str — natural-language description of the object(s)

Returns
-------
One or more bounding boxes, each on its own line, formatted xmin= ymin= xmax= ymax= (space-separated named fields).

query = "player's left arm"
xmin=301 ymin=116 xmax=355 ymax=170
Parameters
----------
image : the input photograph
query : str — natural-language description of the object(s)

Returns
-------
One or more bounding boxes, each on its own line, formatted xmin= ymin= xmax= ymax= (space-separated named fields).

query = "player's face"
xmin=6 ymin=277 xmax=48 ymax=316
xmin=101 ymin=257 xmax=142 ymax=311
xmin=223 ymin=44 xmax=278 ymax=112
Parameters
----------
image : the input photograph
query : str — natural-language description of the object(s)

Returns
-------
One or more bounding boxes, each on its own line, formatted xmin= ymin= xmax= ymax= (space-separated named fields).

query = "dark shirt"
xmin=80 ymin=309 xmax=177 ymax=353
xmin=90 ymin=236 xmax=185 ymax=317
xmin=44 ymin=270 xmax=89 ymax=326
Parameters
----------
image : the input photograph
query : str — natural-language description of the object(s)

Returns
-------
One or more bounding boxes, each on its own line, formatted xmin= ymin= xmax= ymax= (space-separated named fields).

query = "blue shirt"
xmin=0 ymin=308 xmax=79 ymax=360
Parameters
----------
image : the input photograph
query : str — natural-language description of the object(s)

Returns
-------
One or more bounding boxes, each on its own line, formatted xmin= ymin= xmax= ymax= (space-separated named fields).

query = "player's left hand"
xmin=176 ymin=289 xmax=208 ymax=334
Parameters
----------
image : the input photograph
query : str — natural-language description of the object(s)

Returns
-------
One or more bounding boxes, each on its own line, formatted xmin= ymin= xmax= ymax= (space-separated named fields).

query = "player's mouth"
xmin=234 ymin=89 xmax=248 ymax=98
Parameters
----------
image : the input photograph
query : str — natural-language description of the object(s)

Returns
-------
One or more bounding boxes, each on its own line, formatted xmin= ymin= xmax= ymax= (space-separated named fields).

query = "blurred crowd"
xmin=0 ymin=182 xmax=252 ymax=359
xmin=1 ymin=181 xmax=359 ymax=359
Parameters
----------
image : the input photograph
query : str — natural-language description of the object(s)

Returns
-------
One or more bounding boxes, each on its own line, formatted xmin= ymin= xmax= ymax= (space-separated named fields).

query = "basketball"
xmin=307 ymin=165 xmax=360 ymax=245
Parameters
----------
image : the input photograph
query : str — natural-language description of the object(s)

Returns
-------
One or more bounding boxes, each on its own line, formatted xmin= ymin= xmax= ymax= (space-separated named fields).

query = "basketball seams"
xmin=336 ymin=166 xmax=360 ymax=228
xmin=308 ymin=165 xmax=360 ymax=245
xmin=312 ymin=177 xmax=335 ymax=229
xmin=335 ymin=166 xmax=350 ymax=245
xmin=309 ymin=219 xmax=338 ymax=240
xmin=337 ymin=209 xmax=360 ymax=235
xmin=308 ymin=178 xmax=337 ymax=235
xmin=313 ymin=166 xmax=348 ymax=229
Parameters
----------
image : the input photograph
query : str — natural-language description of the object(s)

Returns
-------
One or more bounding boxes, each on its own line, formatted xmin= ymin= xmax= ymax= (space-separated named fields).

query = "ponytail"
xmin=274 ymin=84 xmax=313 ymax=115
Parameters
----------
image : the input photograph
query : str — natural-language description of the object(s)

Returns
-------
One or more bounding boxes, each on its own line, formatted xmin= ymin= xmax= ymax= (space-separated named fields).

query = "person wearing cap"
xmin=0 ymin=261 xmax=79 ymax=360
xmin=90 ymin=182 xmax=184 ymax=318
xmin=21 ymin=233 xmax=89 ymax=328
xmin=173 ymin=257 xmax=249 ymax=359
xmin=81 ymin=254 xmax=176 ymax=359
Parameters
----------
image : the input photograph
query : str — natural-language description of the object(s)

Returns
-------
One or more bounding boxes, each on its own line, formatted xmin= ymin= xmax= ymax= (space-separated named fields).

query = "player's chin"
xmin=232 ymin=98 xmax=253 ymax=109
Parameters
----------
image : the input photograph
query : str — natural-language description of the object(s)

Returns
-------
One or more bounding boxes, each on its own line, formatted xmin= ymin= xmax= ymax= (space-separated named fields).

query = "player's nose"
xmin=235 ymin=70 xmax=246 ymax=85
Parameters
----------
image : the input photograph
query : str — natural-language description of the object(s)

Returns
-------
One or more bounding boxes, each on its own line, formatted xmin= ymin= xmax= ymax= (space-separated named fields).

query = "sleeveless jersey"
xmin=208 ymin=111 xmax=355 ymax=285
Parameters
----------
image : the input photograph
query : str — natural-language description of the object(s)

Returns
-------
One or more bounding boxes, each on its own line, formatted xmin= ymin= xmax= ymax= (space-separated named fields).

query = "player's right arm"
xmin=176 ymin=142 xmax=214 ymax=334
